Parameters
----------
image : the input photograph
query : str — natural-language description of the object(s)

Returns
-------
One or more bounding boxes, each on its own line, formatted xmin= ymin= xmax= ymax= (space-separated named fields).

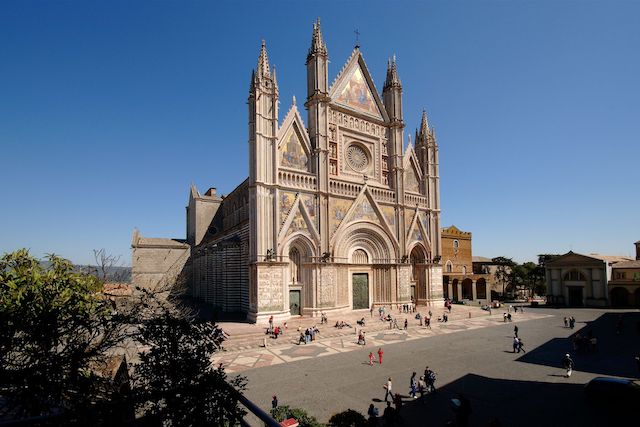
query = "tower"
xmin=416 ymin=110 xmax=441 ymax=260
xmin=248 ymin=40 xmax=279 ymax=262
xmin=305 ymin=18 xmax=330 ymax=254
xmin=382 ymin=56 xmax=406 ymax=256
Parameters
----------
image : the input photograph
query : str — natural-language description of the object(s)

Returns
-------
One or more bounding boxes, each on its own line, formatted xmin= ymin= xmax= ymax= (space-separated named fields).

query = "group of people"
xmin=334 ymin=320 xmax=352 ymax=329
xmin=572 ymin=330 xmax=597 ymax=353
xmin=298 ymin=325 xmax=319 ymax=344
xmin=367 ymin=347 xmax=384 ymax=365
xmin=266 ymin=316 xmax=287 ymax=339
xmin=563 ymin=316 xmax=576 ymax=329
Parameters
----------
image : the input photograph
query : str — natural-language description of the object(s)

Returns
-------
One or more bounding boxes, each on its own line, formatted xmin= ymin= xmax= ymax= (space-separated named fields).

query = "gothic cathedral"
xmin=132 ymin=20 xmax=444 ymax=323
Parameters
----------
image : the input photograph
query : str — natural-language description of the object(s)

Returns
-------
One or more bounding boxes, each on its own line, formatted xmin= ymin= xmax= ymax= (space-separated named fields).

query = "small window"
xmin=453 ymin=240 xmax=459 ymax=249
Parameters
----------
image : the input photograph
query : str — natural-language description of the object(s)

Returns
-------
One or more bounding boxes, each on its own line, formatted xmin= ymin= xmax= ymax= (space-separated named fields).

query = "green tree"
xmin=0 ymin=249 xmax=130 ymax=422
xmin=328 ymin=408 xmax=367 ymax=427
xmin=132 ymin=289 xmax=247 ymax=427
xmin=271 ymin=405 xmax=323 ymax=427
xmin=492 ymin=256 xmax=515 ymax=297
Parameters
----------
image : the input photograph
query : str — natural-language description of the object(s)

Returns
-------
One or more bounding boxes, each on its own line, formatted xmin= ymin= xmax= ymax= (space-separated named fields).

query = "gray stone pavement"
xmin=235 ymin=307 xmax=640 ymax=426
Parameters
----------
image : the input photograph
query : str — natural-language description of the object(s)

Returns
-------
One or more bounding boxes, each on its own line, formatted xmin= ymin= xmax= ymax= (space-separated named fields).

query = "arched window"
xmin=462 ymin=266 xmax=467 ymax=275
xmin=352 ymin=249 xmax=369 ymax=264
xmin=446 ymin=261 xmax=453 ymax=273
xmin=563 ymin=270 xmax=586 ymax=281
xmin=289 ymin=247 xmax=301 ymax=283
xmin=453 ymin=240 xmax=459 ymax=249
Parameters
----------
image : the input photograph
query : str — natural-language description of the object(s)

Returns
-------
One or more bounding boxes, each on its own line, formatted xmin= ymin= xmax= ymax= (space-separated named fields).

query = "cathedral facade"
xmin=132 ymin=20 xmax=444 ymax=323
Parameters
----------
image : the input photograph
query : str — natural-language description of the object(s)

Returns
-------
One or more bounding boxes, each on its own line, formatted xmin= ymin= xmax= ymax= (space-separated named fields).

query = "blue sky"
xmin=1 ymin=0 xmax=639 ymax=266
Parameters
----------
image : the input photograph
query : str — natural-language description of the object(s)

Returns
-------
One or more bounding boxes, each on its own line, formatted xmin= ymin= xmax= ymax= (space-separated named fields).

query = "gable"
xmin=334 ymin=66 xmax=382 ymax=118
xmin=404 ymin=161 xmax=420 ymax=193
xmin=345 ymin=195 xmax=380 ymax=224
xmin=329 ymin=50 xmax=387 ymax=121
xmin=279 ymin=125 xmax=309 ymax=171
xmin=279 ymin=196 xmax=320 ymax=244
xmin=546 ymin=252 xmax=606 ymax=267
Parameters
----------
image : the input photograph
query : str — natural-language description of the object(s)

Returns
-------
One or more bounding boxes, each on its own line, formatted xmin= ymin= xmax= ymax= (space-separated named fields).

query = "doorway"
xmin=352 ymin=273 xmax=369 ymax=309
xmin=289 ymin=290 xmax=301 ymax=315
xmin=567 ymin=287 xmax=583 ymax=307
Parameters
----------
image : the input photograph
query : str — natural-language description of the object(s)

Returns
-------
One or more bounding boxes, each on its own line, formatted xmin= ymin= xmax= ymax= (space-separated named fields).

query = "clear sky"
xmin=1 ymin=0 xmax=639 ymax=266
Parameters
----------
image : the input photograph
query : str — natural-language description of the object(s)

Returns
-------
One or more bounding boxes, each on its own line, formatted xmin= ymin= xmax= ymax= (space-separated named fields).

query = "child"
xmin=369 ymin=352 xmax=374 ymax=366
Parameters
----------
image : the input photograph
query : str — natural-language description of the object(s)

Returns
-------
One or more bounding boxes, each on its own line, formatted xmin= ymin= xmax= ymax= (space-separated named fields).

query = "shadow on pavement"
xmin=396 ymin=373 xmax=625 ymax=427
xmin=516 ymin=312 xmax=640 ymax=378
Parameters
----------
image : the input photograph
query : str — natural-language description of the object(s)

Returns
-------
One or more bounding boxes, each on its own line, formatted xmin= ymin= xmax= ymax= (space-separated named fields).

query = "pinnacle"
xmin=308 ymin=17 xmax=328 ymax=61
xmin=257 ymin=39 xmax=271 ymax=78
xmin=420 ymin=110 xmax=429 ymax=136
xmin=384 ymin=55 xmax=401 ymax=90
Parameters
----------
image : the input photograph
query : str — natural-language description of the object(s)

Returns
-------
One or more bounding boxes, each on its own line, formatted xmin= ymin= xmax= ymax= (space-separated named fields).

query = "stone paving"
xmin=213 ymin=308 xmax=549 ymax=373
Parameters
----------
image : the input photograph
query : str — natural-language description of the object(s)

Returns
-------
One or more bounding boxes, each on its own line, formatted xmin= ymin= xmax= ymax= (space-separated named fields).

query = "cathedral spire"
xmin=257 ymin=39 xmax=271 ymax=79
xmin=384 ymin=55 xmax=402 ymax=91
xmin=307 ymin=17 xmax=327 ymax=62
xmin=420 ymin=109 xmax=429 ymax=137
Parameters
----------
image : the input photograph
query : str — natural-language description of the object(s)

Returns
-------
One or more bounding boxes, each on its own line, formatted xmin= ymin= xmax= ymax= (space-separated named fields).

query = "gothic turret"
xmin=248 ymin=40 xmax=279 ymax=262
xmin=305 ymin=18 xmax=330 ymax=253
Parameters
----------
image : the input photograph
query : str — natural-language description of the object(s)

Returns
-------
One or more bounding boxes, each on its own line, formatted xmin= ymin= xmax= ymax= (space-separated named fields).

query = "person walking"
xmin=378 ymin=347 xmax=384 ymax=364
xmin=272 ymin=395 xmax=278 ymax=409
xmin=512 ymin=336 xmax=519 ymax=353
xmin=384 ymin=377 xmax=393 ymax=402
xmin=409 ymin=372 xmax=417 ymax=399
xmin=563 ymin=317 xmax=568 ymax=328
xmin=369 ymin=351 xmax=374 ymax=366
xmin=517 ymin=338 xmax=526 ymax=353
xmin=404 ymin=318 xmax=408 ymax=330
xmin=514 ymin=325 xmax=519 ymax=338
xmin=562 ymin=353 xmax=574 ymax=377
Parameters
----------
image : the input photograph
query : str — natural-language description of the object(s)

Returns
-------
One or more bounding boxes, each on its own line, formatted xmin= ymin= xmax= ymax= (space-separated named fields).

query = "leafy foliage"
xmin=0 ymin=249 xmax=130 ymax=422
xmin=328 ymin=408 xmax=367 ymax=427
xmin=271 ymin=405 xmax=323 ymax=427
xmin=132 ymin=289 xmax=246 ymax=427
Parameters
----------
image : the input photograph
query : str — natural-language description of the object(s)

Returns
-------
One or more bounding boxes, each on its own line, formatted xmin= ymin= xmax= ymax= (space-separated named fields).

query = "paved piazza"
xmin=222 ymin=308 xmax=640 ymax=426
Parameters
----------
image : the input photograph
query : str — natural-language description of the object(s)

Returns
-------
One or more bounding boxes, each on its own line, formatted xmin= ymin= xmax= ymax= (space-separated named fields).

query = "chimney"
xmin=635 ymin=240 xmax=640 ymax=260
xmin=205 ymin=187 xmax=217 ymax=197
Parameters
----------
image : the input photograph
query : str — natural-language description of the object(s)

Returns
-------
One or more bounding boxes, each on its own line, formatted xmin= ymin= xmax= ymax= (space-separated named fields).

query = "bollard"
xmin=263 ymin=337 xmax=267 ymax=348
xmin=468 ymin=312 xmax=471 ymax=319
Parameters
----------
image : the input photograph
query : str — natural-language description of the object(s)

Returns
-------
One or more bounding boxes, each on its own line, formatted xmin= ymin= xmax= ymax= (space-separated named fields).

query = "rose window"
xmin=346 ymin=144 xmax=369 ymax=171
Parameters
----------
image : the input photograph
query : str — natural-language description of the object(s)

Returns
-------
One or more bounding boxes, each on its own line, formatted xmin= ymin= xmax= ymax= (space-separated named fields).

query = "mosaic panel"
xmin=405 ymin=163 xmax=420 ymax=193
xmin=300 ymin=193 xmax=317 ymax=229
xmin=380 ymin=205 xmax=396 ymax=229
xmin=418 ymin=211 xmax=429 ymax=239
xmin=348 ymin=197 xmax=378 ymax=222
xmin=334 ymin=67 xmax=381 ymax=117
xmin=330 ymin=198 xmax=352 ymax=236
xmin=280 ymin=128 xmax=308 ymax=170
xmin=411 ymin=225 xmax=423 ymax=243
xmin=405 ymin=208 xmax=416 ymax=235
xmin=279 ymin=191 xmax=296 ymax=225
xmin=286 ymin=209 xmax=308 ymax=237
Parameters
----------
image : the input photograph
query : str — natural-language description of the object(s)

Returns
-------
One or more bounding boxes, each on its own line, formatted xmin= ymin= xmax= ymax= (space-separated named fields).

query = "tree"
xmin=521 ymin=262 xmax=546 ymax=298
xmin=0 ymin=249 xmax=130 ymax=422
xmin=131 ymin=288 xmax=246 ymax=426
xmin=328 ymin=409 xmax=367 ymax=427
xmin=271 ymin=405 xmax=323 ymax=427
xmin=492 ymin=256 xmax=515 ymax=298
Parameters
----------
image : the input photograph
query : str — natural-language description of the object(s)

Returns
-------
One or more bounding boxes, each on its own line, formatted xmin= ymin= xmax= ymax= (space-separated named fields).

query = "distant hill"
xmin=39 ymin=261 xmax=132 ymax=283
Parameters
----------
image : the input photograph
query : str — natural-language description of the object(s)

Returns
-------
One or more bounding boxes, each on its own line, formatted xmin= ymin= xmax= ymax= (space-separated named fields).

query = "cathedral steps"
xmin=218 ymin=304 xmax=490 ymax=353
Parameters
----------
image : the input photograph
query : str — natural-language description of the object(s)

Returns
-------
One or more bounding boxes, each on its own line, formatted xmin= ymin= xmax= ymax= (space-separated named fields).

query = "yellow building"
xmin=441 ymin=225 xmax=492 ymax=305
